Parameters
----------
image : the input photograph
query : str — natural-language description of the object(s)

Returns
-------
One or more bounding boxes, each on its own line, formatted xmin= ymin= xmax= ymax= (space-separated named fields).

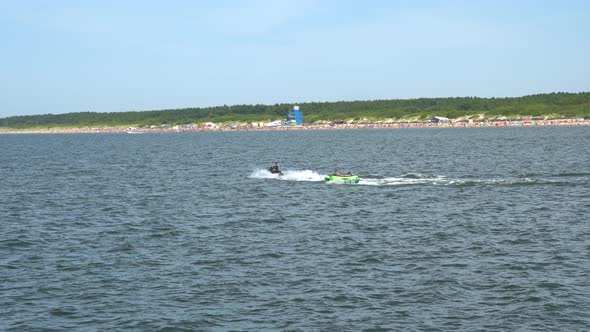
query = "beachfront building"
xmin=287 ymin=105 xmax=303 ymax=126
xmin=265 ymin=120 xmax=284 ymax=127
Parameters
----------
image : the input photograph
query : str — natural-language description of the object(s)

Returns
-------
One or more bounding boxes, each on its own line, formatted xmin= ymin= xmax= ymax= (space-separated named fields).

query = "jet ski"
xmin=269 ymin=162 xmax=283 ymax=175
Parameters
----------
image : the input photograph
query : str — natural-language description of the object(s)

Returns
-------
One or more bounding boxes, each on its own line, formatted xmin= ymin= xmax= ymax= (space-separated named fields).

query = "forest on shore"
xmin=1 ymin=92 xmax=588 ymax=129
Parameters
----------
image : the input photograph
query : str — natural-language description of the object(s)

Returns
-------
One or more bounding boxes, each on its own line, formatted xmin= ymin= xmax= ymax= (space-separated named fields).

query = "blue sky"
xmin=1 ymin=0 xmax=589 ymax=117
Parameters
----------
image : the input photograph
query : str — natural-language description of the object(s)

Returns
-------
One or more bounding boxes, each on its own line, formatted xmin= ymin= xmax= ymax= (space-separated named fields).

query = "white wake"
xmin=249 ymin=168 xmax=325 ymax=182
xmin=250 ymin=170 xmax=551 ymax=187
xmin=358 ymin=174 xmax=449 ymax=186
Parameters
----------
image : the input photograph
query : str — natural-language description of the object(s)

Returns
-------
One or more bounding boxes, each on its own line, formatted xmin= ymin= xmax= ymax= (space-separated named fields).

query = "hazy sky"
xmin=1 ymin=0 xmax=589 ymax=117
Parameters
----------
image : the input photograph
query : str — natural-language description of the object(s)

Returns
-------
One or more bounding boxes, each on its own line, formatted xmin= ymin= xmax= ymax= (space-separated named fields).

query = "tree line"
xmin=1 ymin=92 xmax=588 ymax=128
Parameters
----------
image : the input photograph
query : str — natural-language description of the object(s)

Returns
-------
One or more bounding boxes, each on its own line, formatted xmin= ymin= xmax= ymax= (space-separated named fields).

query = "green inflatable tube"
xmin=325 ymin=174 xmax=360 ymax=184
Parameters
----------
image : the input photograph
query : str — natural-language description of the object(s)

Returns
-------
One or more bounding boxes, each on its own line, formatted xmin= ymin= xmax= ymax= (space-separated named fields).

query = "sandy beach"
xmin=0 ymin=117 xmax=588 ymax=134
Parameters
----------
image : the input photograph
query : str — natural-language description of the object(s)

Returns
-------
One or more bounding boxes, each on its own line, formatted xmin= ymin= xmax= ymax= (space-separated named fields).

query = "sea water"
xmin=1 ymin=127 xmax=589 ymax=331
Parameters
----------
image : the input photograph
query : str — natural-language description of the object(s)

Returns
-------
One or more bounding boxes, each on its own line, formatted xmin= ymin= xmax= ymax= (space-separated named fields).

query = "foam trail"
xmin=251 ymin=170 xmax=565 ymax=186
xmin=358 ymin=175 xmax=560 ymax=186
xmin=358 ymin=175 xmax=449 ymax=186
xmin=250 ymin=169 xmax=325 ymax=182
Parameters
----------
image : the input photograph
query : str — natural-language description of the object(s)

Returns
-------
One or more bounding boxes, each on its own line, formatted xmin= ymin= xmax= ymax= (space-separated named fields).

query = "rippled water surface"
xmin=1 ymin=127 xmax=590 ymax=331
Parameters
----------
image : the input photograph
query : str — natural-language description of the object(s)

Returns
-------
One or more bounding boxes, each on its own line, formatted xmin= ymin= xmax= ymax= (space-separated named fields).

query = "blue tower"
xmin=287 ymin=105 xmax=303 ymax=126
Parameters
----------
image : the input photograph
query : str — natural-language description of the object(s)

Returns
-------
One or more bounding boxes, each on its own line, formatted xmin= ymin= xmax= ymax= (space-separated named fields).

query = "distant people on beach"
xmin=2 ymin=117 xmax=587 ymax=134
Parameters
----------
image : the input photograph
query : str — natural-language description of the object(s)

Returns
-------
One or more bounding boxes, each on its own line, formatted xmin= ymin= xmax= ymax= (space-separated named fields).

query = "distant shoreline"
xmin=0 ymin=118 xmax=588 ymax=134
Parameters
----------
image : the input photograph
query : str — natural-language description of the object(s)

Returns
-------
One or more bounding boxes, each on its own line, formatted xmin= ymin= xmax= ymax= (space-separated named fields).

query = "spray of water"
xmin=249 ymin=169 xmax=325 ymax=182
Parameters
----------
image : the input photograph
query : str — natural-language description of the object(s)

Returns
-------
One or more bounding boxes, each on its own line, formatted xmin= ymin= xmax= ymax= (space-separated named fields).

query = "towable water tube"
xmin=325 ymin=174 xmax=360 ymax=184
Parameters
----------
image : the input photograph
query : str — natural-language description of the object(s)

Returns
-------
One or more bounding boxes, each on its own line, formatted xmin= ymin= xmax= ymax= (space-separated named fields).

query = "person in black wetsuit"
xmin=269 ymin=162 xmax=282 ymax=174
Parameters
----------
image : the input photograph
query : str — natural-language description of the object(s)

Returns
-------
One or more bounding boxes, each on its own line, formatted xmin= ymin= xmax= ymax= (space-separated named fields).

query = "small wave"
xmin=0 ymin=238 xmax=34 ymax=249
xmin=452 ymin=177 xmax=561 ymax=187
xmin=481 ymin=177 xmax=572 ymax=186
xmin=400 ymin=173 xmax=425 ymax=179
xmin=518 ymin=172 xmax=590 ymax=179
xmin=249 ymin=168 xmax=325 ymax=182
xmin=499 ymin=178 xmax=543 ymax=186
xmin=49 ymin=307 xmax=77 ymax=317
xmin=556 ymin=172 xmax=590 ymax=177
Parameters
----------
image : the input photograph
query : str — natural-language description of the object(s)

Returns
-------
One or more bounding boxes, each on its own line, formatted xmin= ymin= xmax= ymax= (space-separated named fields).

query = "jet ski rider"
xmin=269 ymin=162 xmax=282 ymax=174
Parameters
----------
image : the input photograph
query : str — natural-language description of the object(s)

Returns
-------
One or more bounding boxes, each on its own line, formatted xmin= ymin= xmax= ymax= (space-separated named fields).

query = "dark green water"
xmin=1 ymin=127 xmax=589 ymax=331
